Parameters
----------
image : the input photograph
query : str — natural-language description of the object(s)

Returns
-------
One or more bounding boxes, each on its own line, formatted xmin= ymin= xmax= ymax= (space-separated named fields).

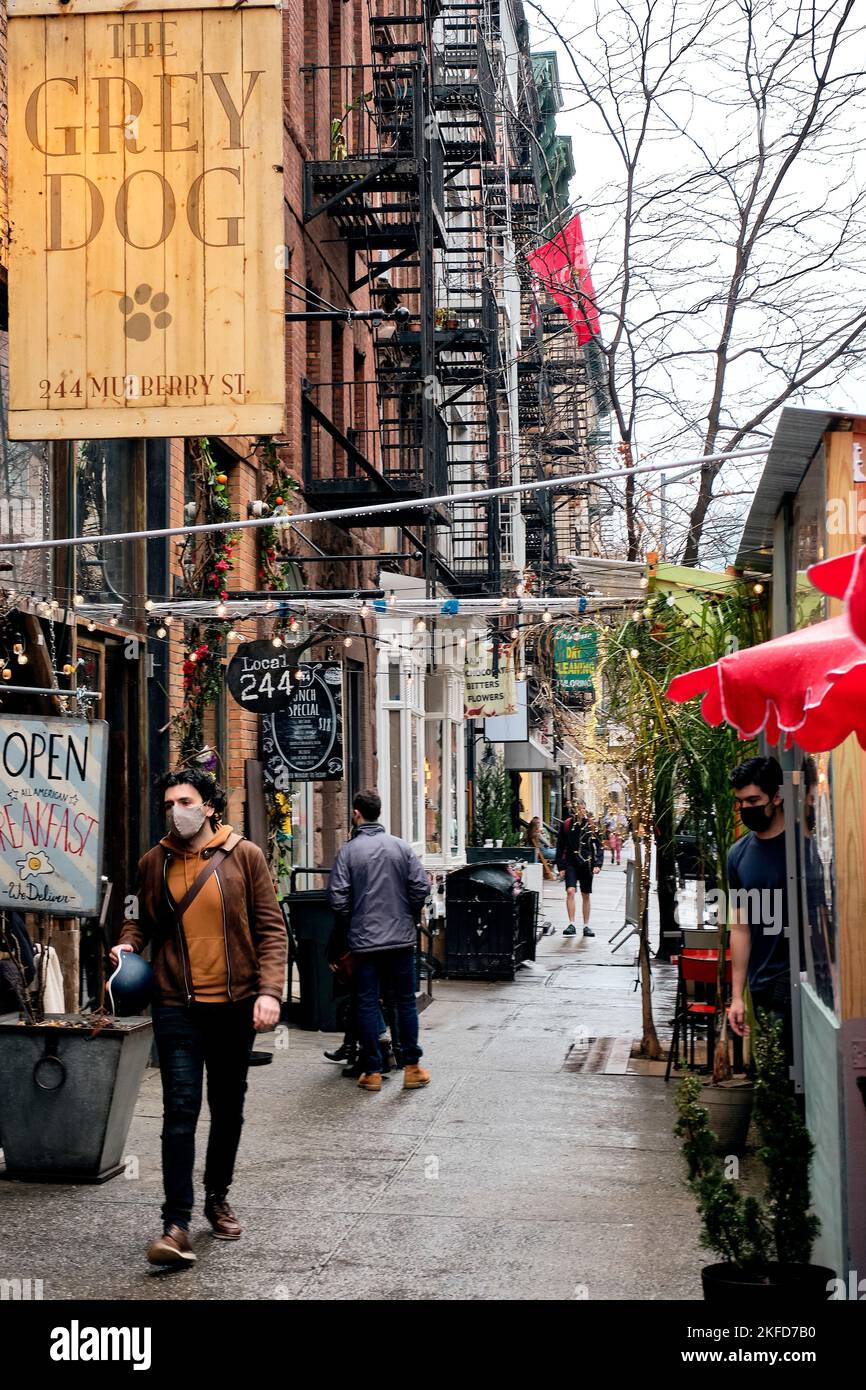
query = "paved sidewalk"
xmin=0 ymin=862 xmax=704 ymax=1300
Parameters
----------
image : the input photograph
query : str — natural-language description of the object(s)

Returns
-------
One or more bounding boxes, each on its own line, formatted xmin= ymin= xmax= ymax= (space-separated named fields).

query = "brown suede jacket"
xmin=118 ymin=831 xmax=287 ymax=1006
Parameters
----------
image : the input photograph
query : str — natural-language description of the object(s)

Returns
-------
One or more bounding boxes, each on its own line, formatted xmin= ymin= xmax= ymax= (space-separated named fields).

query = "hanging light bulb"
xmin=289 ymin=616 xmax=299 ymax=632
xmin=510 ymin=627 xmax=519 ymax=640
xmin=499 ymin=596 xmax=508 ymax=609
xmin=360 ymin=602 xmax=370 ymax=618
xmin=415 ymin=619 xmax=426 ymax=633
xmin=164 ymin=614 xmax=174 ymax=627
xmin=388 ymin=591 xmax=396 ymax=608
xmin=62 ymin=663 xmax=76 ymax=676
xmin=515 ymin=581 xmax=526 ymax=597
xmin=73 ymin=593 xmax=84 ymax=606
xmin=633 ymin=611 xmax=642 ymax=622
xmin=753 ymin=583 xmax=764 ymax=595
xmin=144 ymin=599 xmax=154 ymax=611
xmin=215 ymin=602 xmax=227 ymax=618
xmin=272 ymin=635 xmax=283 ymax=648
xmin=110 ymin=615 xmax=119 ymax=627
xmin=542 ymin=609 xmax=552 ymax=623
xmin=156 ymin=626 xmax=167 ymax=639
xmin=87 ymin=620 xmax=96 ymax=632
xmin=12 ymin=643 xmax=23 ymax=656
xmin=343 ymin=636 xmax=353 ymax=648
xmin=17 ymin=653 xmax=28 ymax=666
xmin=1 ymin=668 xmax=10 ymax=681
xmin=629 ymin=648 xmax=639 ymax=659
xmin=639 ymin=577 xmax=648 ymax=589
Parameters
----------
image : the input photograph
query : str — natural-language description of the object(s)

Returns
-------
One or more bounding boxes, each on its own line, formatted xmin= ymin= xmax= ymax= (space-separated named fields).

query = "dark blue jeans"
xmin=152 ymin=998 xmax=256 ymax=1231
xmin=354 ymin=947 xmax=422 ymax=1074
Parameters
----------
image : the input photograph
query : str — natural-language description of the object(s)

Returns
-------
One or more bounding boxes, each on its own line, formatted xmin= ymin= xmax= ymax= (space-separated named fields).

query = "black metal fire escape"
xmin=301 ymin=2 xmax=450 ymax=559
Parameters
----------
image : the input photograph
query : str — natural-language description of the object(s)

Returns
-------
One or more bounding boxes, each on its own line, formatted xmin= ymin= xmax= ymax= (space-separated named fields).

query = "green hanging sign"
xmin=554 ymin=630 xmax=597 ymax=694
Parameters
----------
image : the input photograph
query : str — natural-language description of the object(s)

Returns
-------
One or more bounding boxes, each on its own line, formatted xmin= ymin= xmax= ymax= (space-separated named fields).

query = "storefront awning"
xmin=667 ymin=546 xmax=866 ymax=753
xmin=503 ymin=733 xmax=558 ymax=772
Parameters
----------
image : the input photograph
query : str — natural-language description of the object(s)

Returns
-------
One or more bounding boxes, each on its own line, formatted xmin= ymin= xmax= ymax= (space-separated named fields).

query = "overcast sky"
xmin=522 ymin=0 xmax=866 ymax=561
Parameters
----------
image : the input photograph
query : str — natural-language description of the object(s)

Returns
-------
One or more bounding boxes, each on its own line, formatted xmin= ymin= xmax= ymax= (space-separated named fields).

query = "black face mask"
xmin=739 ymin=800 xmax=776 ymax=833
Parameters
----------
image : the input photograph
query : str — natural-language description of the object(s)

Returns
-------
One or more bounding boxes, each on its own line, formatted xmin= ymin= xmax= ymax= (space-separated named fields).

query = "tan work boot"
xmin=204 ymin=1194 xmax=243 ymax=1241
xmin=146 ymin=1225 xmax=196 ymax=1265
xmin=357 ymin=1072 xmax=382 ymax=1092
xmin=403 ymin=1064 xmax=430 ymax=1090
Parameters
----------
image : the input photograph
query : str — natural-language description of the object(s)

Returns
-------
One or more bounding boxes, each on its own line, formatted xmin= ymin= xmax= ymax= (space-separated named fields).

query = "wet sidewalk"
xmin=0 ymin=861 xmax=705 ymax=1301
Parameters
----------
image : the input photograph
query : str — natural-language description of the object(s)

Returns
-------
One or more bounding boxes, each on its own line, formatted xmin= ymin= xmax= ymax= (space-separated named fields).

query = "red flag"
xmin=526 ymin=214 xmax=600 ymax=344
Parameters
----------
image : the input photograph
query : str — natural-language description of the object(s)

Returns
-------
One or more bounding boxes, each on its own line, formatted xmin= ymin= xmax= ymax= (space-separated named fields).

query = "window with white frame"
xmin=377 ymin=642 xmax=425 ymax=853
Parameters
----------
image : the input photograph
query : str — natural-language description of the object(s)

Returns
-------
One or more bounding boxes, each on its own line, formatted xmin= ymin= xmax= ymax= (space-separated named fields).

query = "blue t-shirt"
xmin=727 ymin=830 xmax=790 ymax=993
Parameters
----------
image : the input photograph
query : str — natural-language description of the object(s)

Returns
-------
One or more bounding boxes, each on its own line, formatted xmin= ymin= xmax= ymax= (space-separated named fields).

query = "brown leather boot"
xmin=146 ymin=1225 xmax=196 ymax=1265
xmin=357 ymin=1072 xmax=382 ymax=1092
xmin=204 ymin=1194 xmax=243 ymax=1240
xmin=403 ymin=1064 xmax=431 ymax=1090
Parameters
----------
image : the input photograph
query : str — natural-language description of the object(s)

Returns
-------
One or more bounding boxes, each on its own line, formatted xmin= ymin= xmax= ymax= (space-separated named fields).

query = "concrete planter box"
xmin=0 ymin=1013 xmax=153 ymax=1183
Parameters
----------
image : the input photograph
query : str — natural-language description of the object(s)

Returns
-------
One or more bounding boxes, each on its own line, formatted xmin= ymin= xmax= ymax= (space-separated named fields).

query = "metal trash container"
xmin=283 ymin=868 xmax=349 ymax=1032
xmin=444 ymin=861 xmax=538 ymax=980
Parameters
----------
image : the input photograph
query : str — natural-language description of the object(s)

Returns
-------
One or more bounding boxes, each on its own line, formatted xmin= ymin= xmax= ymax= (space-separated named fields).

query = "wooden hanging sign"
xmin=6 ymin=0 xmax=285 ymax=439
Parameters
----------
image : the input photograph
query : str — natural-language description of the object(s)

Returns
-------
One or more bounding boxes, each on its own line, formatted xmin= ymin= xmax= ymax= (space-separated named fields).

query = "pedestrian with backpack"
xmin=555 ymin=803 xmax=604 ymax=937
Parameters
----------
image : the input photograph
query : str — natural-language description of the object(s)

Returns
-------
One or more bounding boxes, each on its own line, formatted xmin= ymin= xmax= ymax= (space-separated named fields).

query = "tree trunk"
xmin=654 ymin=771 xmax=678 ymax=962
xmin=632 ymin=769 xmax=662 ymax=1060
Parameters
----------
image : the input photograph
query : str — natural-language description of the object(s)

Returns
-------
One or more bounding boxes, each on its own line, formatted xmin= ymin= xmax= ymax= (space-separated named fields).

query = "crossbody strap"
xmin=164 ymin=833 xmax=243 ymax=922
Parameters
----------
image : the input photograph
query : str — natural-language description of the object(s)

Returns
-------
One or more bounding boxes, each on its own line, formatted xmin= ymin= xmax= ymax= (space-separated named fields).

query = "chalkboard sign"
xmin=262 ymin=663 xmax=344 ymax=784
xmin=227 ymin=639 xmax=299 ymax=714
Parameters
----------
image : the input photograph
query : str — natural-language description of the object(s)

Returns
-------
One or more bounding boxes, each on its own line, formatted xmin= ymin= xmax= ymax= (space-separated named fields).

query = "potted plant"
xmin=674 ymin=1013 xmax=834 ymax=1300
xmin=0 ymin=916 xmax=152 ymax=1184
xmin=473 ymin=755 xmax=514 ymax=848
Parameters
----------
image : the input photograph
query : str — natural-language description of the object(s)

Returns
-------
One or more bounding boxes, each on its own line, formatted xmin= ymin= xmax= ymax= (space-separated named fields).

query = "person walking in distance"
xmin=111 ymin=769 xmax=287 ymax=1267
xmin=555 ymin=803 xmax=604 ymax=937
xmin=327 ymin=789 xmax=431 ymax=1093
xmin=726 ymin=756 xmax=793 ymax=1061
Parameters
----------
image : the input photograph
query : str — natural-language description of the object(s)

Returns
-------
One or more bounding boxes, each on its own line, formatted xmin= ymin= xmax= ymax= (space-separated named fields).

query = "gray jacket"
xmin=327 ymin=823 xmax=429 ymax=953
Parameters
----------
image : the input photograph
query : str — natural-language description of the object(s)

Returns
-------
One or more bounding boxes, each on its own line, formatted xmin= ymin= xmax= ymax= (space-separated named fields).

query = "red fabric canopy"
xmin=666 ymin=546 xmax=866 ymax=752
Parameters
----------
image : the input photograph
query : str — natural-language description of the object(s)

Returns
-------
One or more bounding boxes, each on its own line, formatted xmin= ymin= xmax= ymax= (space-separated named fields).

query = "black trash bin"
xmin=444 ymin=862 xmax=538 ymax=980
xmin=283 ymin=868 xmax=349 ymax=1032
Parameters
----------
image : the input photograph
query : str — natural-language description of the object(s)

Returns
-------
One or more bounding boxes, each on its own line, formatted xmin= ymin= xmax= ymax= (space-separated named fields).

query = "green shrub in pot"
xmin=674 ymin=1013 xmax=829 ymax=1299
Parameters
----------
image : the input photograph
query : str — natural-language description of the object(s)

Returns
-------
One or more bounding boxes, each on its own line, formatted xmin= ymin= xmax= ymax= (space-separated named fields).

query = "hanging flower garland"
xmin=173 ymin=438 xmax=239 ymax=761
xmin=256 ymin=436 xmax=300 ymax=879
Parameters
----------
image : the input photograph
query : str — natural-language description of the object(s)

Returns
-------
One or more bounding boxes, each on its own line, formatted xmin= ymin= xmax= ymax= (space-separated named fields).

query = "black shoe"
xmin=325 ymin=1043 xmax=354 ymax=1064
xmin=563 ymin=924 xmax=577 ymax=937
xmin=583 ymin=926 xmax=595 ymax=938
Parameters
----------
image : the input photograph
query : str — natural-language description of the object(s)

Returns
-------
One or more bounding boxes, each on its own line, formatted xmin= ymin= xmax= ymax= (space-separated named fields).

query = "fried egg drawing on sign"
xmin=16 ymin=852 xmax=55 ymax=881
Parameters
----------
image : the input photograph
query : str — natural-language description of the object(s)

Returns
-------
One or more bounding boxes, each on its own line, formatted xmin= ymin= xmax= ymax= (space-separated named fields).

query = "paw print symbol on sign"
xmin=120 ymin=285 xmax=172 ymax=342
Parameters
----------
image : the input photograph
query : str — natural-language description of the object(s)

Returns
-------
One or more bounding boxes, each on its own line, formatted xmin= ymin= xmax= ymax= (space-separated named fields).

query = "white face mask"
xmin=168 ymin=803 xmax=208 ymax=840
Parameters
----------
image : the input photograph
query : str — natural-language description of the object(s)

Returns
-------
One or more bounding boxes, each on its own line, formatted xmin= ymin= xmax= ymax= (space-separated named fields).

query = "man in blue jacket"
xmin=328 ymin=789 xmax=431 ymax=1093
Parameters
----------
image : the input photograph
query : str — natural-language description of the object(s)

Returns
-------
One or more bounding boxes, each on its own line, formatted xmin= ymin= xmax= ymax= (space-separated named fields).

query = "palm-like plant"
xmin=602 ymin=582 xmax=767 ymax=1074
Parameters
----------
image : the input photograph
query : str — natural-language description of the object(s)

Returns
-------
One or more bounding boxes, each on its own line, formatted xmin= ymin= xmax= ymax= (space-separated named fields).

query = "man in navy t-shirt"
xmin=727 ymin=756 xmax=792 ymax=1058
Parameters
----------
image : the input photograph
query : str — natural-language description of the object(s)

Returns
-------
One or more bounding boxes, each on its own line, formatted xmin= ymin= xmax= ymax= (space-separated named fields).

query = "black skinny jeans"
xmin=152 ymin=998 xmax=256 ymax=1231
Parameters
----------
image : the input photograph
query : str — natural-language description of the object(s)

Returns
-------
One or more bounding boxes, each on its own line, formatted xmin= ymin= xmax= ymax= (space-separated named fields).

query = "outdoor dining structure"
xmin=665 ymin=405 xmax=866 ymax=1289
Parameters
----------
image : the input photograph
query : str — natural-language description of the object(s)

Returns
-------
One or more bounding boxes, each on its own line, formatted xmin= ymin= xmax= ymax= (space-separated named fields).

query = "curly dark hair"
xmin=157 ymin=767 xmax=228 ymax=822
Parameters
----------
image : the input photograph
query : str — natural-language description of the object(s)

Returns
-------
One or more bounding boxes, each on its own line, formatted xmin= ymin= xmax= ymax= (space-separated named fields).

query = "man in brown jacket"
xmin=111 ymin=768 xmax=287 ymax=1267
